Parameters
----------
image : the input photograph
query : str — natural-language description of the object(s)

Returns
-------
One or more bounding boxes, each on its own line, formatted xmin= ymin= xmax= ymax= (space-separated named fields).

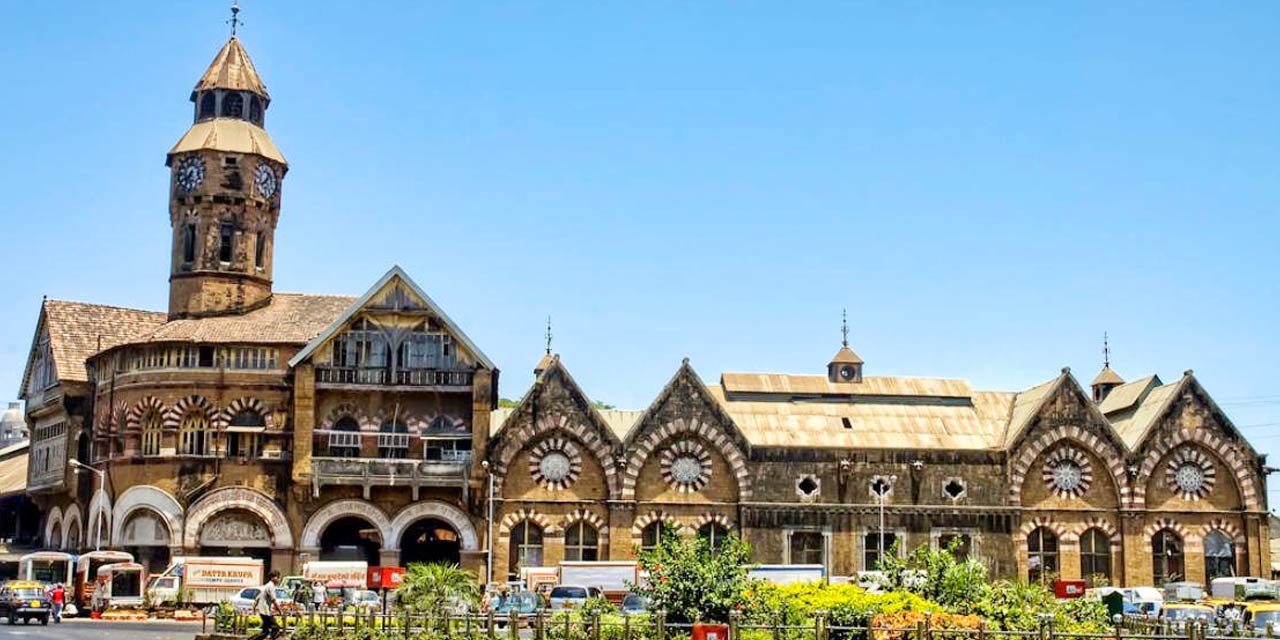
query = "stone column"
xmin=379 ymin=548 xmax=400 ymax=568
xmin=608 ymin=504 xmax=635 ymax=560
xmin=291 ymin=363 xmax=315 ymax=483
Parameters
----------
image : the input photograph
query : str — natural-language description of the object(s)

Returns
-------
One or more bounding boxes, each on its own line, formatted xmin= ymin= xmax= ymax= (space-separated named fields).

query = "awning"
xmin=224 ymin=426 xmax=266 ymax=433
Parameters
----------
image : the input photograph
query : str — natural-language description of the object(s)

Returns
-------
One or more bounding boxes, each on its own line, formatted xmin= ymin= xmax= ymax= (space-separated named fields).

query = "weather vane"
xmin=228 ymin=1 xmax=242 ymax=37
xmin=1103 ymin=332 xmax=1111 ymax=368
xmin=545 ymin=316 xmax=553 ymax=355
xmin=841 ymin=308 xmax=849 ymax=347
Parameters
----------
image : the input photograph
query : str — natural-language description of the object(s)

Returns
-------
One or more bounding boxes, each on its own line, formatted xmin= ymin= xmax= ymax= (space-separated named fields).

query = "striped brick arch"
xmin=220 ymin=397 xmax=269 ymax=429
xmin=1202 ymin=518 xmax=1246 ymax=545
xmin=1143 ymin=517 xmax=1194 ymax=548
xmin=695 ymin=512 xmax=733 ymax=530
xmin=1008 ymin=424 xmax=1127 ymax=506
xmin=498 ymin=509 xmax=557 ymax=537
xmin=631 ymin=511 xmax=679 ymax=538
xmin=126 ymin=396 xmax=165 ymax=433
xmin=163 ymin=395 xmax=215 ymax=429
xmin=1075 ymin=517 xmax=1120 ymax=545
xmin=492 ymin=413 xmax=619 ymax=499
xmin=101 ymin=400 xmax=128 ymax=435
xmin=1017 ymin=517 xmax=1073 ymax=549
xmin=1134 ymin=429 xmax=1260 ymax=510
xmin=621 ymin=417 xmax=751 ymax=501
xmin=321 ymin=403 xmax=370 ymax=430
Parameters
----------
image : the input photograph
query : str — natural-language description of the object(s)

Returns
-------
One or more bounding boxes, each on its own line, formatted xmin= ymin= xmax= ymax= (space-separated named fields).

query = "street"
xmin=0 ymin=618 xmax=204 ymax=640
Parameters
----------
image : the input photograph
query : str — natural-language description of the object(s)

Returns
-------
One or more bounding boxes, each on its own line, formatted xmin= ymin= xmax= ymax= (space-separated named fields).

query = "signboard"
xmin=303 ymin=561 xmax=368 ymax=588
xmin=1053 ymin=579 xmax=1087 ymax=599
xmin=184 ymin=562 xmax=263 ymax=589
xmin=367 ymin=566 xmax=404 ymax=590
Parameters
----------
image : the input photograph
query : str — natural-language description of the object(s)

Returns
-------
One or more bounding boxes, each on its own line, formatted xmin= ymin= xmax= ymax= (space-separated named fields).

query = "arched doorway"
xmin=319 ymin=516 xmax=382 ymax=564
xmin=198 ymin=509 xmax=274 ymax=572
xmin=399 ymin=518 xmax=460 ymax=567
xmin=119 ymin=509 xmax=173 ymax=573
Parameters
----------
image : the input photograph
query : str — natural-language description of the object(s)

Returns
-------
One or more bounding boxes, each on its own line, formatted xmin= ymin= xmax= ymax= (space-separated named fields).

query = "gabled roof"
xmin=1000 ymin=370 xmax=1126 ymax=453
xmin=126 ymin=293 xmax=354 ymax=346
xmin=625 ymin=359 xmax=749 ymax=448
xmin=488 ymin=356 xmax=629 ymax=443
xmin=288 ymin=266 xmax=496 ymax=370
xmin=1098 ymin=375 xmax=1161 ymax=415
xmin=193 ymin=37 xmax=269 ymax=98
xmin=20 ymin=299 xmax=166 ymax=392
xmin=1108 ymin=378 xmax=1182 ymax=449
xmin=828 ymin=345 xmax=864 ymax=365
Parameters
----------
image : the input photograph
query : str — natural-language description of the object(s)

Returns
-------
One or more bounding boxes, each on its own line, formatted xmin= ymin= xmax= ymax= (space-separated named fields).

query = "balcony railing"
xmin=310 ymin=455 xmax=471 ymax=500
xmin=315 ymin=366 xmax=474 ymax=388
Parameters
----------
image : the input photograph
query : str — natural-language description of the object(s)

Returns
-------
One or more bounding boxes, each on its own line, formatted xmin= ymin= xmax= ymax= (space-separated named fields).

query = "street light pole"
xmin=69 ymin=459 xmax=106 ymax=551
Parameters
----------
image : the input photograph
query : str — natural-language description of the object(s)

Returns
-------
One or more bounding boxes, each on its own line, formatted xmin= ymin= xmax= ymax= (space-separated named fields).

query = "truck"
xmin=749 ymin=564 xmax=826 ymax=585
xmin=558 ymin=561 xmax=639 ymax=602
xmin=18 ymin=552 xmax=75 ymax=586
xmin=146 ymin=556 xmax=264 ymax=606
xmin=74 ymin=550 xmax=134 ymax=609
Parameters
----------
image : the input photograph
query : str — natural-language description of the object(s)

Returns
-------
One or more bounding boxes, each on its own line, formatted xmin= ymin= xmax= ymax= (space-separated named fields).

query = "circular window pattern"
xmin=1041 ymin=446 xmax=1093 ymax=499
xmin=1165 ymin=447 xmax=1215 ymax=500
xmin=528 ymin=437 xmax=582 ymax=490
xmin=660 ymin=440 xmax=712 ymax=492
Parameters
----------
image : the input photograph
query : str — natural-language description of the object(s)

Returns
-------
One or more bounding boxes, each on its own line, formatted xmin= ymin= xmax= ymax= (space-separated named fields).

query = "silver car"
xmin=548 ymin=585 xmax=602 ymax=611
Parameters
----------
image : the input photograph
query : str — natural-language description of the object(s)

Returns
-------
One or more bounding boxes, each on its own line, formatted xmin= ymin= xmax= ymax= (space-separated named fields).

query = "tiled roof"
xmin=1091 ymin=366 xmax=1125 ymax=386
xmin=169 ymin=118 xmax=286 ymax=164
xmin=132 ymin=293 xmax=355 ymax=345
xmin=194 ymin=37 xmax=269 ymax=98
xmin=40 ymin=300 xmax=168 ymax=383
xmin=828 ymin=346 xmax=864 ymax=365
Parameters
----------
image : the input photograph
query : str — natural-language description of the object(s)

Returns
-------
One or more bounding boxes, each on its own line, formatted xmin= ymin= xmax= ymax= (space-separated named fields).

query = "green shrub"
xmin=632 ymin=524 xmax=758 ymax=624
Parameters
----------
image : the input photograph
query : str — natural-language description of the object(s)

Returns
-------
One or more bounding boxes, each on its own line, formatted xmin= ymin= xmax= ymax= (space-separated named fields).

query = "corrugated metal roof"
xmin=721 ymin=373 xmax=972 ymax=399
xmin=1109 ymin=380 xmax=1184 ymax=449
xmin=194 ymin=37 xmax=269 ymax=98
xmin=1098 ymin=375 xmax=1161 ymax=415
xmin=1002 ymin=375 xmax=1063 ymax=447
xmin=168 ymin=118 xmax=287 ymax=164
xmin=0 ymin=443 xmax=28 ymax=498
xmin=597 ymin=410 xmax=644 ymax=440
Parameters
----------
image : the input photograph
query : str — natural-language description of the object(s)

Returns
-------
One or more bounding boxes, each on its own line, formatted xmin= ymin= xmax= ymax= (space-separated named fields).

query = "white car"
xmin=227 ymin=586 xmax=294 ymax=613
xmin=548 ymin=585 xmax=602 ymax=611
xmin=350 ymin=590 xmax=382 ymax=611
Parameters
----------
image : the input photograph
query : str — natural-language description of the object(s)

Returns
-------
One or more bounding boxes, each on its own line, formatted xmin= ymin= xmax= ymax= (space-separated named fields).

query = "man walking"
xmin=249 ymin=571 xmax=283 ymax=640
xmin=49 ymin=583 xmax=65 ymax=623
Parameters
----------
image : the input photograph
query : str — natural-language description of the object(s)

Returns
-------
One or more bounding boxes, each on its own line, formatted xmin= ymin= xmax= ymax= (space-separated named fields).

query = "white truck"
xmin=146 ymin=556 xmax=265 ymax=606
xmin=559 ymin=561 xmax=640 ymax=601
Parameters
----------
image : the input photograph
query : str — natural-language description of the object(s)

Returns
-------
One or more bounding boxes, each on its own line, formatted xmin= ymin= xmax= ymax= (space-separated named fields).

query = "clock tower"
xmin=165 ymin=34 xmax=288 ymax=319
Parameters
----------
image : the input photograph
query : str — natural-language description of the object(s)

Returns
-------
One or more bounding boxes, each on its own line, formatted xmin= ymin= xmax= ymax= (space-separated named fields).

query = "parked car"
xmin=1160 ymin=603 xmax=1214 ymax=624
xmin=620 ymin=593 xmax=648 ymax=615
xmin=227 ymin=586 xmax=295 ymax=613
xmin=350 ymin=590 xmax=382 ymax=611
xmin=548 ymin=585 xmax=602 ymax=611
xmin=0 ymin=580 xmax=51 ymax=625
xmin=494 ymin=591 xmax=540 ymax=628
xmin=1244 ymin=603 xmax=1280 ymax=632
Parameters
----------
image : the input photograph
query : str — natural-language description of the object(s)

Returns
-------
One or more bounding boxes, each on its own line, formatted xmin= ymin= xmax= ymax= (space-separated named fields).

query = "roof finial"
xmin=545 ymin=316 xmax=553 ymax=355
xmin=228 ymin=1 xmax=242 ymax=37
xmin=1103 ymin=331 xmax=1111 ymax=368
xmin=841 ymin=308 xmax=849 ymax=348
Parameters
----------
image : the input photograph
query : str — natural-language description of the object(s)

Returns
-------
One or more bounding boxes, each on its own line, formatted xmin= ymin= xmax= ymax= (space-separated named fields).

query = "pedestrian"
xmin=91 ymin=579 xmax=104 ymax=615
xmin=311 ymin=580 xmax=325 ymax=613
xmin=50 ymin=583 xmax=65 ymax=623
xmin=248 ymin=571 xmax=283 ymax=640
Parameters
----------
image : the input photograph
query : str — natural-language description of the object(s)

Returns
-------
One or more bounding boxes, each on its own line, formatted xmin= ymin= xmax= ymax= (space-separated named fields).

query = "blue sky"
xmin=1 ymin=3 xmax=1277 ymax=501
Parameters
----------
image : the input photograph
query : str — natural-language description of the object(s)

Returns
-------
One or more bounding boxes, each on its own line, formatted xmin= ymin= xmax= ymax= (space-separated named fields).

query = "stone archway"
xmin=44 ymin=506 xmax=63 ymax=549
xmin=112 ymin=485 xmax=184 ymax=548
xmin=119 ymin=508 xmax=174 ymax=573
xmin=183 ymin=487 xmax=292 ymax=549
xmin=299 ymin=500 xmax=390 ymax=566
xmin=387 ymin=501 xmax=478 ymax=559
xmin=62 ymin=503 xmax=83 ymax=551
xmin=86 ymin=489 xmax=113 ymax=551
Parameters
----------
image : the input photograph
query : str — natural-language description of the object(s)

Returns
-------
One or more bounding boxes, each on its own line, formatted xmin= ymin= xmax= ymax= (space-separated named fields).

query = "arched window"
xmin=181 ymin=224 xmax=196 ymax=264
xmin=199 ymin=92 xmax=216 ymax=119
xmin=698 ymin=522 xmax=730 ymax=553
xmin=508 ymin=522 xmax=543 ymax=575
xmin=1152 ymin=529 xmax=1184 ymax=585
xmin=222 ymin=92 xmax=244 ymax=118
xmin=1204 ymin=530 xmax=1236 ymax=581
xmin=640 ymin=521 xmax=664 ymax=553
xmin=248 ymin=96 xmax=262 ymax=124
xmin=1080 ymin=528 xmax=1112 ymax=583
xmin=564 ymin=521 xmax=599 ymax=561
xmin=179 ymin=410 xmax=209 ymax=456
xmin=328 ymin=417 xmax=361 ymax=458
xmin=141 ymin=411 xmax=163 ymax=456
xmin=378 ymin=420 xmax=408 ymax=459
xmin=1027 ymin=527 xmax=1058 ymax=583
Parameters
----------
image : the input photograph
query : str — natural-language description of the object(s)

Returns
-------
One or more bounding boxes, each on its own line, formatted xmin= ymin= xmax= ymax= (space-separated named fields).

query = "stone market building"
xmin=21 ymin=29 xmax=1270 ymax=588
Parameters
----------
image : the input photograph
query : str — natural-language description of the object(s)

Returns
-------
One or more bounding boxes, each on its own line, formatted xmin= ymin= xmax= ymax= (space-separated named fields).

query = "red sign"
xmin=1053 ymin=579 xmax=1087 ymax=599
xmin=367 ymin=566 xmax=404 ymax=590
xmin=693 ymin=623 xmax=730 ymax=640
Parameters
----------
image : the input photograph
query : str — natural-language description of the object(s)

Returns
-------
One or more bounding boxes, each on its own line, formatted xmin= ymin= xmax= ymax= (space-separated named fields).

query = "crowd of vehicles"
xmin=1085 ymin=576 xmax=1280 ymax=634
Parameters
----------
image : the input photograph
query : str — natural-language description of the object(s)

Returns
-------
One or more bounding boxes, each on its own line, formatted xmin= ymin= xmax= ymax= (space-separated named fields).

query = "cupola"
xmin=827 ymin=310 xmax=864 ymax=383
xmin=1090 ymin=333 xmax=1124 ymax=402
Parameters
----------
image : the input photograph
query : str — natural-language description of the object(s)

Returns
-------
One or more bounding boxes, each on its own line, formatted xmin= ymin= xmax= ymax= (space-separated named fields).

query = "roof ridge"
xmin=43 ymin=298 xmax=164 ymax=314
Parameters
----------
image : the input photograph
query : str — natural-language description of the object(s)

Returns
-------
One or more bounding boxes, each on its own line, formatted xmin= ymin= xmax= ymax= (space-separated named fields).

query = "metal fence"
xmin=209 ymin=609 xmax=1280 ymax=640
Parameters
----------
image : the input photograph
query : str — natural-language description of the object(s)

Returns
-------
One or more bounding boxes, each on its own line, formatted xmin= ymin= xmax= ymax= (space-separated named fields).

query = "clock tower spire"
xmin=165 ymin=16 xmax=288 ymax=319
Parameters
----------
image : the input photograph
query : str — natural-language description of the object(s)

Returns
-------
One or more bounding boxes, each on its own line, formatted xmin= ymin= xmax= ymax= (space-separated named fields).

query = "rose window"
xmin=1041 ymin=446 xmax=1092 ymax=499
xmin=1165 ymin=447 xmax=1215 ymax=500
xmin=660 ymin=440 xmax=712 ymax=492
xmin=529 ymin=437 xmax=582 ymax=490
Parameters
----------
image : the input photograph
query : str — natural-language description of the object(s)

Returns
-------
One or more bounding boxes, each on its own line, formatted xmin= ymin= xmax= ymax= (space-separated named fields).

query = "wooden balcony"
xmin=314 ymin=366 xmax=474 ymax=391
xmin=310 ymin=455 xmax=471 ymax=499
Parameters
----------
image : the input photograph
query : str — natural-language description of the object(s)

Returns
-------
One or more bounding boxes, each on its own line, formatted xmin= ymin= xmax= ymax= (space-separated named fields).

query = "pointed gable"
xmin=20 ymin=299 xmax=166 ymax=394
xmin=487 ymin=356 xmax=625 ymax=499
xmin=288 ymin=266 xmax=495 ymax=370
xmin=621 ymin=359 xmax=753 ymax=500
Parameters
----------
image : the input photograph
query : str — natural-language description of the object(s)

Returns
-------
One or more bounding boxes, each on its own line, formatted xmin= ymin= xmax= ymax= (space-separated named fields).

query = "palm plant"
xmin=394 ymin=563 xmax=480 ymax=614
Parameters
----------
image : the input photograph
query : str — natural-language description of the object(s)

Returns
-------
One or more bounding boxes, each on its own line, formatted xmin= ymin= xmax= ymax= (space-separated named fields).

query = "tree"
xmin=874 ymin=539 xmax=987 ymax=613
xmin=631 ymin=524 xmax=758 ymax=624
xmin=394 ymin=563 xmax=480 ymax=614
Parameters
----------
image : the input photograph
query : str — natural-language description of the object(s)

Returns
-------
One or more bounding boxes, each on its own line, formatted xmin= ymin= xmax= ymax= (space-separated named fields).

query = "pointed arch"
xmin=1202 ymin=518 xmax=1246 ymax=545
xmin=221 ymin=397 xmax=271 ymax=429
xmin=62 ymin=503 xmax=84 ymax=550
xmin=1018 ymin=516 xmax=1072 ymax=545
xmin=87 ymin=489 xmax=113 ymax=548
xmin=387 ymin=501 xmax=478 ymax=551
xmin=499 ymin=508 xmax=556 ymax=537
xmin=1074 ymin=516 xmax=1119 ymax=543
xmin=112 ymin=485 xmax=184 ymax=547
xmin=695 ymin=512 xmax=734 ymax=530
xmin=44 ymin=506 xmax=64 ymax=548
xmin=321 ymin=402 xmax=370 ymax=430
xmin=300 ymin=499 xmax=392 ymax=549
xmin=631 ymin=510 xmax=680 ymax=538
xmin=183 ymin=487 xmax=292 ymax=549
xmin=126 ymin=396 xmax=165 ymax=433
xmin=560 ymin=509 xmax=609 ymax=536
xmin=622 ymin=416 xmax=751 ymax=501
xmin=1134 ymin=427 xmax=1261 ymax=511
xmin=1143 ymin=517 xmax=1193 ymax=544
xmin=164 ymin=395 xmax=215 ymax=429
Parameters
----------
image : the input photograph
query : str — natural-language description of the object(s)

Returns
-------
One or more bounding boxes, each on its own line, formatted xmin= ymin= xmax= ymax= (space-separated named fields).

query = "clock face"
xmin=253 ymin=163 xmax=278 ymax=198
xmin=840 ymin=364 xmax=856 ymax=380
xmin=175 ymin=156 xmax=205 ymax=193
